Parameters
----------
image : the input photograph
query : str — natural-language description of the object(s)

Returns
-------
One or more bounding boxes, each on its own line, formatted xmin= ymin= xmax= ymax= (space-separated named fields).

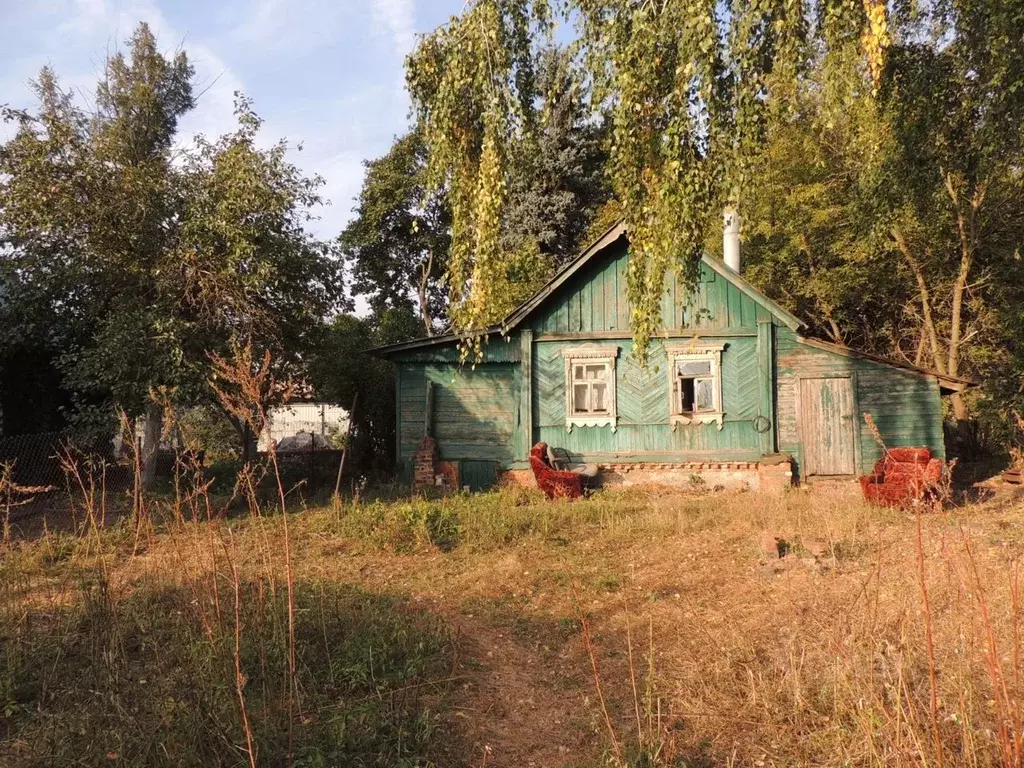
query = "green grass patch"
xmin=0 ymin=575 xmax=454 ymax=767
xmin=318 ymin=487 xmax=668 ymax=553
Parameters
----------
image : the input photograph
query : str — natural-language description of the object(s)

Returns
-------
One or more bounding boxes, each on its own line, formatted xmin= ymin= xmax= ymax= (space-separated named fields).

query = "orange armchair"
xmin=529 ymin=442 xmax=584 ymax=499
xmin=859 ymin=447 xmax=944 ymax=507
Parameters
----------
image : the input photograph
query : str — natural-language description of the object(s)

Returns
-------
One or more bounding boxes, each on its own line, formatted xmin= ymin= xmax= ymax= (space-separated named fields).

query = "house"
xmin=373 ymin=221 xmax=972 ymax=492
xmin=257 ymin=402 xmax=349 ymax=452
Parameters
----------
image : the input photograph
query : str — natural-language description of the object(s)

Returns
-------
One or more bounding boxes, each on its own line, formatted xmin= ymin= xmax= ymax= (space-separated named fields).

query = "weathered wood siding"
xmin=799 ymin=377 xmax=857 ymax=475
xmin=396 ymin=363 xmax=519 ymax=473
xmin=530 ymin=242 xmax=771 ymax=333
xmin=533 ymin=338 xmax=767 ymax=460
xmin=776 ymin=328 xmax=945 ymax=476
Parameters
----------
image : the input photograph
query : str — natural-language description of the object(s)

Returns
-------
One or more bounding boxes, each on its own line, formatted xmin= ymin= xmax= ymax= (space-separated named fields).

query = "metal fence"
xmin=0 ymin=406 xmax=350 ymax=537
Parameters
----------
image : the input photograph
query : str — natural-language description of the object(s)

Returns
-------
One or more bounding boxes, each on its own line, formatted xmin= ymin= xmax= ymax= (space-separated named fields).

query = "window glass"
xmin=573 ymin=383 xmax=590 ymax=413
xmin=677 ymin=359 xmax=712 ymax=376
xmin=565 ymin=351 xmax=617 ymax=423
xmin=695 ymin=378 xmax=714 ymax=411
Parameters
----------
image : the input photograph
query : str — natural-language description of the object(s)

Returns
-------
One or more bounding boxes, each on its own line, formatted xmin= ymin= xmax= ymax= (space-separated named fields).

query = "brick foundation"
xmin=757 ymin=455 xmax=794 ymax=494
xmin=496 ymin=469 xmax=537 ymax=488
xmin=499 ymin=457 xmax=793 ymax=492
xmin=437 ymin=460 xmax=460 ymax=491
xmin=413 ymin=438 xmax=462 ymax=492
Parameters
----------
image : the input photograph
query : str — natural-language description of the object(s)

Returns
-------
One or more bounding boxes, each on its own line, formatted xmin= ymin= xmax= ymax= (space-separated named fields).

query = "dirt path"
xmin=308 ymin=546 xmax=603 ymax=766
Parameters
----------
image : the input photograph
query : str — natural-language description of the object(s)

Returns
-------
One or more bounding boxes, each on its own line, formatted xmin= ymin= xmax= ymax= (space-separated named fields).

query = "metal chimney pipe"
xmin=723 ymin=208 xmax=740 ymax=273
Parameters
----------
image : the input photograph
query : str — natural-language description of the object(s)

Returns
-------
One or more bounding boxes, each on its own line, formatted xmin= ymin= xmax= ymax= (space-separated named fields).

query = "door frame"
xmin=795 ymin=373 xmax=862 ymax=477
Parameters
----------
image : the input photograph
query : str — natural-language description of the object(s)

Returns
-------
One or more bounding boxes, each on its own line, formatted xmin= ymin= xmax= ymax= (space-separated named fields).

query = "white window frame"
xmin=666 ymin=342 xmax=726 ymax=430
xmin=561 ymin=344 xmax=619 ymax=432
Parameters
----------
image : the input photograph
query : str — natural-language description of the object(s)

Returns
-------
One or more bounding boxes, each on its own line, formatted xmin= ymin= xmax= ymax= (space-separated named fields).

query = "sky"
xmin=0 ymin=0 xmax=463 ymax=241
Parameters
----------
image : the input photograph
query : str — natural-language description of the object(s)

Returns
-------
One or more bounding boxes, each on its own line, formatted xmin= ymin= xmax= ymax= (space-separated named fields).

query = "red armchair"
xmin=530 ymin=442 xmax=584 ymax=499
xmin=859 ymin=447 xmax=944 ymax=507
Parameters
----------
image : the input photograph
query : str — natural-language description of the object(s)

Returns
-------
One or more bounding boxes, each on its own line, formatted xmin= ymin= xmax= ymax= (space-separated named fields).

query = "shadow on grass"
xmin=0 ymin=578 xmax=459 ymax=768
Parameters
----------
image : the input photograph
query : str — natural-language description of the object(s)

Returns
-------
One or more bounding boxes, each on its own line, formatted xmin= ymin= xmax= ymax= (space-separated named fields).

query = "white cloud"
xmin=370 ymin=0 xmax=416 ymax=59
xmin=230 ymin=0 xmax=362 ymax=54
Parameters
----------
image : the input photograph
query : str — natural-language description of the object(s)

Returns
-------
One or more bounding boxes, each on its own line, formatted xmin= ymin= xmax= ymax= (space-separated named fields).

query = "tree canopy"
xmin=404 ymin=0 xmax=1024 ymax=430
xmin=0 ymin=24 xmax=344 ymax=468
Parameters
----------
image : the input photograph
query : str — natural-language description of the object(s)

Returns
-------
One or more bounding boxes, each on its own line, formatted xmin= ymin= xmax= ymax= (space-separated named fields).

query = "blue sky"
xmin=0 ymin=0 xmax=463 ymax=240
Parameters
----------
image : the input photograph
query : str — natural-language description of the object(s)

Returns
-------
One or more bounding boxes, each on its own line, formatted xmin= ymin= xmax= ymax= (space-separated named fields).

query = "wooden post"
xmin=333 ymin=392 xmax=359 ymax=499
xmin=519 ymin=329 xmax=534 ymax=461
xmin=756 ymin=319 xmax=776 ymax=455
xmin=394 ymin=365 xmax=403 ymax=476
xmin=423 ymin=381 xmax=434 ymax=437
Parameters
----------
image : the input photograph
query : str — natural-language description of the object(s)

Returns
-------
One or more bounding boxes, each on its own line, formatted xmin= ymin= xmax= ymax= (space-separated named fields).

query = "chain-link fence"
xmin=0 ymin=431 xmax=131 ymax=535
xmin=1 ymin=402 xmax=351 ymax=537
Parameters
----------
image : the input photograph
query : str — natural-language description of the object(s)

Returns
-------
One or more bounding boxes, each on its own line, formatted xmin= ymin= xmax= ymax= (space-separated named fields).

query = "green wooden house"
xmin=374 ymin=223 xmax=971 ymax=491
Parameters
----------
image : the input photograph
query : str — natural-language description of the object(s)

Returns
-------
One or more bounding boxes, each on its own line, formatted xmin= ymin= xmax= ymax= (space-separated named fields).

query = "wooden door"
xmin=800 ymin=377 xmax=856 ymax=476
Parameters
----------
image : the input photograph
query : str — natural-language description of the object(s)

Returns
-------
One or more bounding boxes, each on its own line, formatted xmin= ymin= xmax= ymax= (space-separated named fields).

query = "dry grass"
xmin=4 ymin=474 xmax=1024 ymax=767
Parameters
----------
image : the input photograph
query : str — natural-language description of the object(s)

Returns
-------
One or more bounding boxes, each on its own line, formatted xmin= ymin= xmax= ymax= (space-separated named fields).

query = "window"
xmin=667 ymin=343 xmax=725 ymax=429
xmin=572 ymin=362 xmax=611 ymax=415
xmin=561 ymin=344 xmax=619 ymax=431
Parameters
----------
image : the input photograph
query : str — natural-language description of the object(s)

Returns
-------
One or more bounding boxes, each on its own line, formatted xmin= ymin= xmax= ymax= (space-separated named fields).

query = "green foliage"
xmin=306 ymin=308 xmax=421 ymax=479
xmin=341 ymin=129 xmax=451 ymax=336
xmin=742 ymin=70 xmax=906 ymax=354
xmin=0 ymin=24 xmax=343 ymax=443
xmin=405 ymin=0 xmax=861 ymax=362
xmin=501 ymin=45 xmax=610 ymax=266
xmin=741 ymin=0 xmax=1024 ymax=435
xmin=407 ymin=0 xmax=554 ymax=351
xmin=327 ymin=487 xmax=660 ymax=552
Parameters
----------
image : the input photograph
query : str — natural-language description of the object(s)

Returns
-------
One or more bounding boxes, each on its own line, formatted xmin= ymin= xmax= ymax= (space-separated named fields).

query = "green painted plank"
xmin=531 ymin=339 xmax=766 ymax=457
xmin=460 ymin=460 xmax=498 ymax=491
xmin=593 ymin=263 xmax=605 ymax=331
xmin=616 ymin=252 xmax=629 ymax=331
xmin=519 ymin=329 xmax=534 ymax=460
xmin=774 ymin=329 xmax=947 ymax=470
xmin=756 ymin=321 xmax=775 ymax=455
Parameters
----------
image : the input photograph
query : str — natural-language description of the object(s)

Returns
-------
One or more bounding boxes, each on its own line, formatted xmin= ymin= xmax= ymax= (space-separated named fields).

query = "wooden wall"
xmin=396 ymin=363 xmax=519 ymax=471
xmin=532 ymin=337 xmax=767 ymax=461
xmin=390 ymin=241 xmax=947 ymax=485
xmin=776 ymin=328 xmax=945 ymax=477
xmin=530 ymin=242 xmax=768 ymax=333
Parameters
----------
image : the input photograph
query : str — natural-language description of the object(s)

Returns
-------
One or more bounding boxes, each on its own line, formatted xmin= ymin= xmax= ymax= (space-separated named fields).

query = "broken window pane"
xmin=679 ymin=377 xmax=695 ymax=413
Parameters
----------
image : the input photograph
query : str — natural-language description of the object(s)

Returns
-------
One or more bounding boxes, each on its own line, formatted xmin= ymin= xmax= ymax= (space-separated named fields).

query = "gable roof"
xmin=502 ymin=222 xmax=804 ymax=332
xmin=373 ymin=221 xmax=803 ymax=357
xmin=796 ymin=335 xmax=976 ymax=394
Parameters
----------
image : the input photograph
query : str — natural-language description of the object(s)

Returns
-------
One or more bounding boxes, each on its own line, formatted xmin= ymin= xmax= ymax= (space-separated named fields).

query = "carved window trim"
xmin=560 ymin=344 xmax=619 ymax=432
xmin=666 ymin=342 xmax=726 ymax=430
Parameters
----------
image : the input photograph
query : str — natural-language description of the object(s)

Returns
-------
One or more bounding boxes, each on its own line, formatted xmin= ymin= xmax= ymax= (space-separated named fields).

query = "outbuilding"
xmin=373 ymin=222 xmax=971 ymax=491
